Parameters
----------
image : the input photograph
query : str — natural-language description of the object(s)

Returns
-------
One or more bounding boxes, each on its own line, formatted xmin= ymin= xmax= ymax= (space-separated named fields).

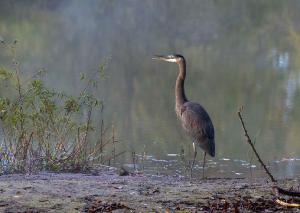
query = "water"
xmin=1 ymin=1 xmax=300 ymax=178
xmin=126 ymin=154 xmax=300 ymax=179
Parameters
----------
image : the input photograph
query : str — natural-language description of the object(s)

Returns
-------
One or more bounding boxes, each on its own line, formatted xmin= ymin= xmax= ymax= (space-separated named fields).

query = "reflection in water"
xmin=0 ymin=1 xmax=300 ymax=178
xmin=131 ymin=154 xmax=300 ymax=179
xmin=284 ymin=72 xmax=297 ymax=122
xmin=272 ymin=49 xmax=289 ymax=71
xmin=286 ymin=159 xmax=294 ymax=177
xmin=286 ymin=73 xmax=296 ymax=109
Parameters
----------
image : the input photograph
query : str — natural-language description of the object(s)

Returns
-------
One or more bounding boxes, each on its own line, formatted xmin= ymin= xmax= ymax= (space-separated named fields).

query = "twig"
xmin=99 ymin=105 xmax=104 ymax=163
xmin=179 ymin=148 xmax=189 ymax=174
xmin=132 ymin=151 xmax=136 ymax=170
xmin=237 ymin=108 xmax=276 ymax=183
xmin=112 ymin=124 xmax=115 ymax=163
xmin=141 ymin=145 xmax=146 ymax=172
xmin=83 ymin=105 xmax=93 ymax=162
xmin=275 ymin=198 xmax=300 ymax=207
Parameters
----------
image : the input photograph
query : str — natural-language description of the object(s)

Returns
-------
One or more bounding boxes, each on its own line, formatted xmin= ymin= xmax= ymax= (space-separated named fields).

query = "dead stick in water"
xmin=238 ymin=107 xmax=300 ymax=200
xmin=237 ymin=108 xmax=276 ymax=183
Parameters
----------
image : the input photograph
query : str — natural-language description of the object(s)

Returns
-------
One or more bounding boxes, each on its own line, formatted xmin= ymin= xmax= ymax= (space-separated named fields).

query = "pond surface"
xmin=1 ymin=1 xmax=300 ymax=178
xmin=122 ymin=154 xmax=300 ymax=179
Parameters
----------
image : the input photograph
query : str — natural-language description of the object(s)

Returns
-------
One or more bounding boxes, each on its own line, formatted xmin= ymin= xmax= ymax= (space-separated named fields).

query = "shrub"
xmin=0 ymin=40 xmax=115 ymax=174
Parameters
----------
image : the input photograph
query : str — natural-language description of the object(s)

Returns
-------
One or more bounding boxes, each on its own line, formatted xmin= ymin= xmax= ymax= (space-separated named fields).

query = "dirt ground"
xmin=0 ymin=167 xmax=299 ymax=212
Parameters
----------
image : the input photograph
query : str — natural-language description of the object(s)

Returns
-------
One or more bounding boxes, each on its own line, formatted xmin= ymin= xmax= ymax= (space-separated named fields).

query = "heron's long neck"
xmin=175 ymin=60 xmax=188 ymax=113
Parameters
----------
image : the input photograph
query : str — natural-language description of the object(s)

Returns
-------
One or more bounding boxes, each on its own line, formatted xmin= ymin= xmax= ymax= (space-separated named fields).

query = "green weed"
xmin=0 ymin=40 xmax=117 ymax=174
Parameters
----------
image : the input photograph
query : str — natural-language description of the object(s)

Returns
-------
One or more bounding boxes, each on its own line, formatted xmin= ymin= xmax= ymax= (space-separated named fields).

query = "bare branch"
xmin=237 ymin=107 xmax=276 ymax=183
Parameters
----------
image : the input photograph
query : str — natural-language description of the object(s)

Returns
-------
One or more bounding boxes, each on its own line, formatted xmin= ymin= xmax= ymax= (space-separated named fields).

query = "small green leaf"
xmin=80 ymin=72 xmax=86 ymax=80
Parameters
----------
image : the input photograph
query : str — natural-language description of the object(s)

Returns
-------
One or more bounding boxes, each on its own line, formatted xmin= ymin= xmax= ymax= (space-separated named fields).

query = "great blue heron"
xmin=152 ymin=54 xmax=215 ymax=178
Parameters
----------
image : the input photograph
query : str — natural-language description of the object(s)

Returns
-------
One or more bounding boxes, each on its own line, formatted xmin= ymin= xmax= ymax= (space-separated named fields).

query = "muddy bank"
xmin=0 ymin=168 xmax=298 ymax=212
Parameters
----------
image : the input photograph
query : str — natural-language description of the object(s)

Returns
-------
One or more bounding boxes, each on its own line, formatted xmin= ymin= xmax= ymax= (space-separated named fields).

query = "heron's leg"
xmin=190 ymin=142 xmax=197 ymax=179
xmin=191 ymin=142 xmax=197 ymax=166
xmin=202 ymin=152 xmax=207 ymax=179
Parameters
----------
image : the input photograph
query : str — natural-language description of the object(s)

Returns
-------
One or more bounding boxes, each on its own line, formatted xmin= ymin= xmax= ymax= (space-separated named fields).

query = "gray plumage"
xmin=153 ymin=54 xmax=215 ymax=157
xmin=180 ymin=101 xmax=215 ymax=156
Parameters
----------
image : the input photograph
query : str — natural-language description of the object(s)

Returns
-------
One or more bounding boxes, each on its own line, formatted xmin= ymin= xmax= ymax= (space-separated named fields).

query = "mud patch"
xmin=3 ymin=204 xmax=48 ymax=213
xmin=0 ymin=170 xmax=299 ymax=212
xmin=83 ymin=195 xmax=131 ymax=212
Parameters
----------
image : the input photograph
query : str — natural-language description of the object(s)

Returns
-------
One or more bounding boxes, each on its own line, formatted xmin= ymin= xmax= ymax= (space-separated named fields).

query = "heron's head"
xmin=152 ymin=54 xmax=185 ymax=64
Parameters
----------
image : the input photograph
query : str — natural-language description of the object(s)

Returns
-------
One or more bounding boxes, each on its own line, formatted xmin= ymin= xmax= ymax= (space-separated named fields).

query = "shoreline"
xmin=0 ymin=169 xmax=298 ymax=212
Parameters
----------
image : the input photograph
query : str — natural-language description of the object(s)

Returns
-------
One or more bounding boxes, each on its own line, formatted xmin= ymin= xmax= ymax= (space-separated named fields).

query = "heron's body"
xmin=152 ymin=54 xmax=215 ymax=176
xmin=179 ymin=101 xmax=215 ymax=156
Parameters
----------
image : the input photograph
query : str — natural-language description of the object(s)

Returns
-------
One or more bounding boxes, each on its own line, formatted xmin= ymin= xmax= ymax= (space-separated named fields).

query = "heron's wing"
xmin=181 ymin=102 xmax=215 ymax=156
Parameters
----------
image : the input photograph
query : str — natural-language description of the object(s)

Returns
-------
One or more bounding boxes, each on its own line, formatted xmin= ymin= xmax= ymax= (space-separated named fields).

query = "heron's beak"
xmin=152 ymin=55 xmax=177 ymax=63
xmin=152 ymin=55 xmax=167 ymax=61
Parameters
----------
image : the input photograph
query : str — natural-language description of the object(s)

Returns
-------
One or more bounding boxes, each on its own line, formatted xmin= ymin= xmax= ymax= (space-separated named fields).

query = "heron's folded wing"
xmin=181 ymin=103 xmax=214 ymax=140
